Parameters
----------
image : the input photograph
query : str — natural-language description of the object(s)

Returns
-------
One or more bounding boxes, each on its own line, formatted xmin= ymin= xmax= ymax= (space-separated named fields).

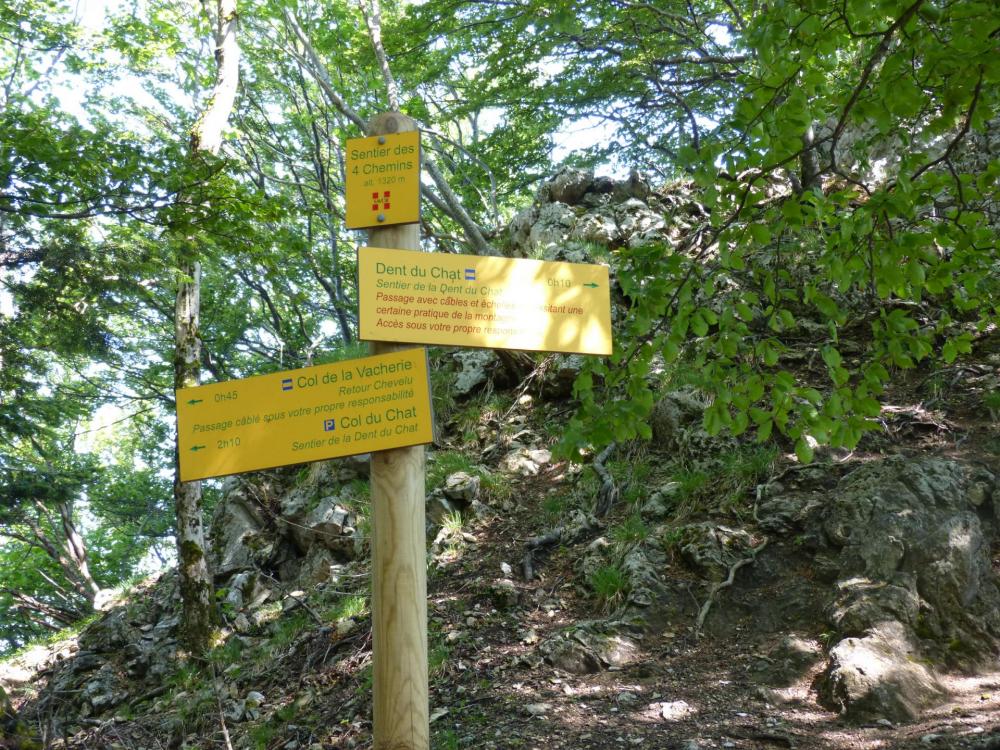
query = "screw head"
xmin=378 ymin=136 xmax=386 ymax=145
xmin=377 ymin=213 xmax=386 ymax=222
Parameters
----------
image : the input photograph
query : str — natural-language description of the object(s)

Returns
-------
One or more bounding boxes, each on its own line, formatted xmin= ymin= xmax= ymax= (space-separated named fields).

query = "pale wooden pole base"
xmin=366 ymin=111 xmax=429 ymax=750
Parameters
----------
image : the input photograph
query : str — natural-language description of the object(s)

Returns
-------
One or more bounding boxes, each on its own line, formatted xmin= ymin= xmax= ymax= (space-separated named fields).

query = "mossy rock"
xmin=0 ymin=686 xmax=40 ymax=749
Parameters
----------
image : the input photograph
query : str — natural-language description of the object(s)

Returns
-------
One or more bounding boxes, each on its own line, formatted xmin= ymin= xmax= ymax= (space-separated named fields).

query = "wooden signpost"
xmin=360 ymin=113 xmax=430 ymax=750
xmin=350 ymin=113 xmax=612 ymax=750
xmin=176 ymin=110 xmax=612 ymax=750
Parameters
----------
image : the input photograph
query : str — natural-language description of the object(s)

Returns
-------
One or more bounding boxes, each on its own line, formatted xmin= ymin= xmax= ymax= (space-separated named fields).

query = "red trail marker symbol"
xmin=371 ymin=191 xmax=391 ymax=212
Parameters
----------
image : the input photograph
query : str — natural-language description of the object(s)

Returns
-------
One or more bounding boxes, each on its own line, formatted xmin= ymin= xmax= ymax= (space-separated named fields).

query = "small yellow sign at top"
xmin=358 ymin=246 xmax=613 ymax=356
xmin=345 ymin=131 xmax=420 ymax=229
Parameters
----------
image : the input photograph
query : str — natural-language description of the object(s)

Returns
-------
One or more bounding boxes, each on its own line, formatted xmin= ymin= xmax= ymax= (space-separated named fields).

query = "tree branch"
xmin=356 ymin=0 xmax=401 ymax=110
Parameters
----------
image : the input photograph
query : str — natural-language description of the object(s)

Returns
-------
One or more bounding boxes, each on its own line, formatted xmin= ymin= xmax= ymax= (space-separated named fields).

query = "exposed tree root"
xmin=694 ymin=539 xmax=769 ymax=637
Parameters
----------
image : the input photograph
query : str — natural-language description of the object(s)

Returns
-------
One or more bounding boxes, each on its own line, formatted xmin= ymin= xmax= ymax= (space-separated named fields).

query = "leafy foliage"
xmin=559 ymin=0 xmax=1000 ymax=460
xmin=1 ymin=0 xmax=997 ymax=649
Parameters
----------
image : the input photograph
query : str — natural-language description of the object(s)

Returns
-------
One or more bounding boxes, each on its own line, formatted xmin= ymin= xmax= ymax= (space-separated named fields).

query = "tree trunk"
xmin=173 ymin=0 xmax=239 ymax=658
xmin=58 ymin=501 xmax=101 ymax=602
xmin=800 ymin=121 xmax=821 ymax=193
xmin=24 ymin=506 xmax=99 ymax=606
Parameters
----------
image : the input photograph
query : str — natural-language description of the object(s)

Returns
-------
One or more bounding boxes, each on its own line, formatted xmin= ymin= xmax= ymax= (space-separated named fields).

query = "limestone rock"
xmin=78 ymin=609 xmax=139 ymax=655
xmin=224 ymin=571 xmax=271 ymax=611
xmin=488 ymin=578 xmax=520 ymax=610
xmin=570 ymin=209 xmax=620 ymax=246
xmin=650 ymin=390 xmax=707 ymax=448
xmin=509 ymin=205 xmax=538 ymax=249
xmin=615 ymin=198 xmax=665 ymax=246
xmin=621 ymin=546 xmax=666 ymax=608
xmin=426 ymin=494 xmax=461 ymax=526
xmin=443 ymin=472 xmax=481 ymax=503
xmin=819 ymin=622 xmax=946 ymax=722
xmin=751 ymin=456 xmax=1000 ymax=722
xmin=828 ymin=576 xmax=921 ymax=636
xmin=468 ymin=499 xmax=494 ymax=519
xmin=541 ymin=354 xmax=586 ymax=398
xmin=820 ymin=457 xmax=1000 ymax=661
xmin=642 ymin=481 xmax=682 ymax=519
xmin=297 ymin=546 xmax=342 ymax=586
xmin=538 ymin=625 xmax=640 ymax=674
xmin=452 ymin=350 xmax=497 ymax=396
xmin=502 ymin=447 xmax=551 ymax=476
xmin=80 ymin=664 xmax=129 ymax=716
xmin=506 ymin=167 xmax=674 ymax=258
xmin=678 ymin=524 xmax=757 ymax=580
xmin=540 ymin=168 xmax=595 ymax=205
xmin=211 ymin=491 xmax=270 ymax=577
xmin=611 ymin=171 xmax=652 ymax=203
xmin=538 ymin=241 xmax=594 ymax=265
xmin=288 ymin=498 xmax=358 ymax=559
xmin=527 ymin=202 xmax=577 ymax=250
xmin=539 ymin=634 xmax=603 ymax=674
xmin=525 ymin=702 xmax=552 ymax=717
xmin=656 ymin=700 xmax=694 ymax=721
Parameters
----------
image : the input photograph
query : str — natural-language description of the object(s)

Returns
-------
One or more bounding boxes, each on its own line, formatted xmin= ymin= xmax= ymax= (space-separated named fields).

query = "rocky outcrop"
xmin=209 ymin=458 xmax=368 ymax=590
xmin=819 ymin=621 xmax=946 ymax=723
xmin=757 ymin=456 xmax=1000 ymax=722
xmin=564 ymin=454 xmax=999 ymax=723
xmin=536 ymin=623 xmax=641 ymax=675
xmin=507 ymin=167 xmax=702 ymax=258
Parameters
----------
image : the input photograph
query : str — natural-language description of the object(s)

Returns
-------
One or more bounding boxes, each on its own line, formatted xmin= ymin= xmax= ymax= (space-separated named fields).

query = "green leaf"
xmin=821 ymin=346 xmax=842 ymax=370
xmin=795 ymin=438 xmax=814 ymax=464
xmin=756 ymin=419 xmax=774 ymax=442
xmin=942 ymin=340 xmax=957 ymax=363
xmin=691 ymin=313 xmax=709 ymax=337
xmin=749 ymin=224 xmax=771 ymax=244
xmin=703 ymin=403 xmax=725 ymax=435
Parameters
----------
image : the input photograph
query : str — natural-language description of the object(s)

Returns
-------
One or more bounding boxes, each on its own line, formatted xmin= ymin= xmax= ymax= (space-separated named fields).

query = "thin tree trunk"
xmin=800 ymin=121 xmax=821 ymax=192
xmin=58 ymin=501 xmax=101 ymax=601
xmin=356 ymin=0 xmax=400 ymax=111
xmin=24 ymin=510 xmax=98 ymax=604
xmin=173 ymin=0 xmax=239 ymax=657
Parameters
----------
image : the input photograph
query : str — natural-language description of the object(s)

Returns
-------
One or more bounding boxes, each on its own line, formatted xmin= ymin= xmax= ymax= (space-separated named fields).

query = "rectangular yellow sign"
xmin=176 ymin=348 xmax=434 ymax=482
xmin=358 ymin=246 xmax=612 ymax=355
xmin=345 ymin=131 xmax=420 ymax=229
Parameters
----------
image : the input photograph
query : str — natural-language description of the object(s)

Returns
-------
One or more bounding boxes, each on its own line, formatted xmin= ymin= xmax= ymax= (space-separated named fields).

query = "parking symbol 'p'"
xmin=323 ymin=419 xmax=336 ymax=432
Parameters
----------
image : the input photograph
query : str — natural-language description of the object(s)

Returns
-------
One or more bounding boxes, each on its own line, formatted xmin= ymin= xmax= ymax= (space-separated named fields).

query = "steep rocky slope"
xmin=3 ymin=170 xmax=1000 ymax=750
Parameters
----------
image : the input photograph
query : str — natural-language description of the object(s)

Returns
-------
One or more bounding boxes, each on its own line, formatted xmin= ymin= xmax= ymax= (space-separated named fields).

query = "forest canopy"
xmin=0 ymin=0 xmax=997 ymax=651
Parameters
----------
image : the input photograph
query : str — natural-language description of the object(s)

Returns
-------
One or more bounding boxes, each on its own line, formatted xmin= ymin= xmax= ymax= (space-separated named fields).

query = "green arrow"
xmin=187 ymin=398 xmax=203 ymax=405
xmin=583 ymin=282 xmax=599 ymax=289
xmin=190 ymin=445 xmax=207 ymax=452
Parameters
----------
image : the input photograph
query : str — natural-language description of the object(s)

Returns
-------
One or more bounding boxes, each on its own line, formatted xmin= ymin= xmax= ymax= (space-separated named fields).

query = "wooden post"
xmin=365 ymin=111 xmax=429 ymax=750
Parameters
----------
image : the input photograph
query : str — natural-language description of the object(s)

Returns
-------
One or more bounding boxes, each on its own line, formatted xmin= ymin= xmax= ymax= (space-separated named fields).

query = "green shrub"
xmin=427 ymin=450 xmax=477 ymax=488
xmin=611 ymin=513 xmax=649 ymax=546
xmin=588 ymin=564 xmax=630 ymax=610
xmin=324 ymin=594 xmax=367 ymax=624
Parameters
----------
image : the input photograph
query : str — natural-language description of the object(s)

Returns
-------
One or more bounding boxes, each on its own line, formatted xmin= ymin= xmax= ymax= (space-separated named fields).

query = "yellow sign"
xmin=176 ymin=349 xmax=434 ymax=482
xmin=345 ymin=131 xmax=420 ymax=229
xmin=358 ymin=246 xmax=612 ymax=355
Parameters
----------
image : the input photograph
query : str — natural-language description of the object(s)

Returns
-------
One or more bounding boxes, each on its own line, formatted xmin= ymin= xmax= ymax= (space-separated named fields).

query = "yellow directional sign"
xmin=358 ymin=246 xmax=612 ymax=355
xmin=345 ymin=131 xmax=420 ymax=229
xmin=176 ymin=348 xmax=434 ymax=482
